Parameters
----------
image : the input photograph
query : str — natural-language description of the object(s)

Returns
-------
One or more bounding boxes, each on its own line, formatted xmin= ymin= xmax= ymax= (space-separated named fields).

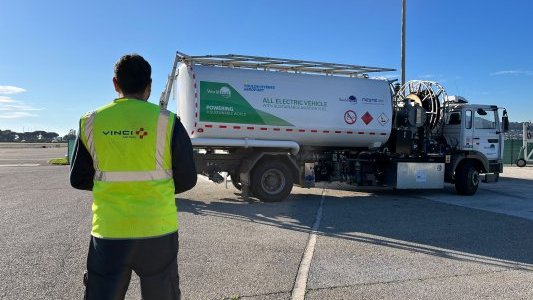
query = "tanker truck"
xmin=160 ymin=52 xmax=509 ymax=202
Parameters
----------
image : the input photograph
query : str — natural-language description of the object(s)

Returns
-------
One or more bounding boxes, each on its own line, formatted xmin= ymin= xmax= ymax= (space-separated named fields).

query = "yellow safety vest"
xmin=80 ymin=98 xmax=177 ymax=239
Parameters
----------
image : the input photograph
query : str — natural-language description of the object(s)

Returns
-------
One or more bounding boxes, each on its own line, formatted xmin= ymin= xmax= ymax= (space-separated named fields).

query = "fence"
xmin=503 ymin=139 xmax=523 ymax=165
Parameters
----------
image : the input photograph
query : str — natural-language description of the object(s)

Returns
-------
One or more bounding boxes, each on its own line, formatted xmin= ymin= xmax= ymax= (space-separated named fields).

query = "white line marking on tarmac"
xmin=0 ymin=158 xmax=46 ymax=161
xmin=291 ymin=187 xmax=326 ymax=300
xmin=0 ymin=164 xmax=41 ymax=167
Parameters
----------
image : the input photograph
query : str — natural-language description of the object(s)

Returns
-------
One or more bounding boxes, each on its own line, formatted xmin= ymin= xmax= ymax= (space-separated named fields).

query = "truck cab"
xmin=442 ymin=96 xmax=506 ymax=191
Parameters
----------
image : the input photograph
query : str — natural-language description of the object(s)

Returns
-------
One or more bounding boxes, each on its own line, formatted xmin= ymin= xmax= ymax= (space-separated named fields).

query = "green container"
xmin=68 ymin=139 xmax=76 ymax=164
xmin=503 ymin=139 xmax=523 ymax=165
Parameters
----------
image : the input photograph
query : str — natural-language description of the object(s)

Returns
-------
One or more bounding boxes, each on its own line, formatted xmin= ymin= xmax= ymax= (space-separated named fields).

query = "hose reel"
xmin=395 ymin=80 xmax=448 ymax=131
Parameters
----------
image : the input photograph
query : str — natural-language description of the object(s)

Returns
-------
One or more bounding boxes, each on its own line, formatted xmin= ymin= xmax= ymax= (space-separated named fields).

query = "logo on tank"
xmin=361 ymin=97 xmax=384 ymax=105
xmin=243 ymin=83 xmax=276 ymax=92
xmin=339 ymin=95 xmax=357 ymax=105
xmin=219 ymin=86 xmax=232 ymax=98
xmin=206 ymin=86 xmax=232 ymax=98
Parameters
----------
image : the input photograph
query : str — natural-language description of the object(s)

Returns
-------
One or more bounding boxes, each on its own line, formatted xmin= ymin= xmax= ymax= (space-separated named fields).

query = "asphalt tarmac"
xmin=1 ymin=147 xmax=533 ymax=299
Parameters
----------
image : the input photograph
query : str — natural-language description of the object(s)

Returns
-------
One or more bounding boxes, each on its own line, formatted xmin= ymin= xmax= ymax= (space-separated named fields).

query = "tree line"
xmin=0 ymin=129 xmax=76 ymax=142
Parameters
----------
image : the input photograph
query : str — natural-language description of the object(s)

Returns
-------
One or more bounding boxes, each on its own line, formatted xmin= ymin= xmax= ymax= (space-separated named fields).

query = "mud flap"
xmin=483 ymin=173 xmax=499 ymax=183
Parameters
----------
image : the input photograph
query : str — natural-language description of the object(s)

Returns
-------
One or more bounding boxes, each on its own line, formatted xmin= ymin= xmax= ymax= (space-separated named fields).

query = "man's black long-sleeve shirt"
xmin=70 ymin=118 xmax=197 ymax=194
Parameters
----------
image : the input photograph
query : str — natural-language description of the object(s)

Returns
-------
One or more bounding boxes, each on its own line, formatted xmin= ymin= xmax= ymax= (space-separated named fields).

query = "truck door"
xmin=472 ymin=108 xmax=500 ymax=160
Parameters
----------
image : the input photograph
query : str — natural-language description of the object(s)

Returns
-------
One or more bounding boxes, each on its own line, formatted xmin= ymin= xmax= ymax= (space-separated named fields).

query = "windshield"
xmin=474 ymin=109 xmax=496 ymax=129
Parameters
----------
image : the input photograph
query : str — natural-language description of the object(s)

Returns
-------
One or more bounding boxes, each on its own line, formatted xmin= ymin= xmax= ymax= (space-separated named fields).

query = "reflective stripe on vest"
xmin=84 ymin=111 xmax=98 ymax=171
xmin=94 ymin=169 xmax=173 ymax=182
xmin=84 ymin=108 xmax=173 ymax=182
xmin=155 ymin=109 xmax=170 ymax=171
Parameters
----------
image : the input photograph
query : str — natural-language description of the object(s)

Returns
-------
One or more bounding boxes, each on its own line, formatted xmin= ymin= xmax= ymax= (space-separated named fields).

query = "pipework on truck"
xmin=160 ymin=52 xmax=508 ymax=202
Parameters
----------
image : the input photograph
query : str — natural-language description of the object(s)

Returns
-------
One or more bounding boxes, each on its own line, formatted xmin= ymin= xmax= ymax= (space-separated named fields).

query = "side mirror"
xmin=502 ymin=110 xmax=509 ymax=132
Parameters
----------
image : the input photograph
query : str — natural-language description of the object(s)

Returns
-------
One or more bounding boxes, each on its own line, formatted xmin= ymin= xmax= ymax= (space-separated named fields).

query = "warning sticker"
xmin=344 ymin=110 xmax=357 ymax=124
xmin=361 ymin=112 xmax=373 ymax=125
xmin=377 ymin=113 xmax=389 ymax=126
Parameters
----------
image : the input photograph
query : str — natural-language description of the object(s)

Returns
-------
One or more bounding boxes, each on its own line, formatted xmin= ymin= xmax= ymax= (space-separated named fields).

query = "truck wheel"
xmin=455 ymin=162 xmax=480 ymax=196
xmin=516 ymin=159 xmax=527 ymax=168
xmin=251 ymin=160 xmax=293 ymax=202
xmin=229 ymin=173 xmax=242 ymax=191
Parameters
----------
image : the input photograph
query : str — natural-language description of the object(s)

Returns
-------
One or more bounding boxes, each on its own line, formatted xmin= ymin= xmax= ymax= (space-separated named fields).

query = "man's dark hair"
xmin=114 ymin=54 xmax=152 ymax=95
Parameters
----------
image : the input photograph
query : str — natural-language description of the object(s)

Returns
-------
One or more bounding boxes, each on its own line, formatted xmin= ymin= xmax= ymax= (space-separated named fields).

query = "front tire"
xmin=455 ymin=162 xmax=480 ymax=196
xmin=251 ymin=160 xmax=293 ymax=202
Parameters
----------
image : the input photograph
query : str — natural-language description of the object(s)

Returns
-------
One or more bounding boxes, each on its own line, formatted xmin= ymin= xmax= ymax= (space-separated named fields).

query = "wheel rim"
xmin=260 ymin=168 xmax=285 ymax=195
xmin=471 ymin=171 xmax=480 ymax=186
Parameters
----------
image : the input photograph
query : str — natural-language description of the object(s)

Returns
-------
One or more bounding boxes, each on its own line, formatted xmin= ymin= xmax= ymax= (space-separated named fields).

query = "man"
xmin=70 ymin=54 xmax=197 ymax=300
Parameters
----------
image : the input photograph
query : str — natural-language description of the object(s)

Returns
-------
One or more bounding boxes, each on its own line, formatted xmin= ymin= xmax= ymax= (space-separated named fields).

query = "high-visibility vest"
xmin=80 ymin=98 xmax=177 ymax=239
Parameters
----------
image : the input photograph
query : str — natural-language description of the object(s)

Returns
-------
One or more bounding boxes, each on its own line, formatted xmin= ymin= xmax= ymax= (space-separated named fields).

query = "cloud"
xmin=0 ymin=96 xmax=16 ymax=103
xmin=0 ymin=103 xmax=43 ymax=111
xmin=490 ymin=70 xmax=533 ymax=76
xmin=0 ymin=111 xmax=39 ymax=119
xmin=0 ymin=86 xmax=42 ymax=118
xmin=0 ymin=85 xmax=26 ymax=95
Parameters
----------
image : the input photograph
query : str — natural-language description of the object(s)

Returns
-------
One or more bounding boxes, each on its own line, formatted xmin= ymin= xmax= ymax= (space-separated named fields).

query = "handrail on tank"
xmin=174 ymin=51 xmax=395 ymax=77
xmin=159 ymin=52 xmax=182 ymax=109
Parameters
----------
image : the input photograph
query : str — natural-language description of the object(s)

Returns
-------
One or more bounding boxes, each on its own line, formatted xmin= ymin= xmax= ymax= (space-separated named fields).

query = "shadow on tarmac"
xmin=496 ymin=177 xmax=533 ymax=185
xmin=177 ymin=185 xmax=533 ymax=270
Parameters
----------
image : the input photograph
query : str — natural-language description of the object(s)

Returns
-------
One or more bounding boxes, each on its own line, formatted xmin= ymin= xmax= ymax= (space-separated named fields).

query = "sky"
xmin=1 ymin=0 xmax=532 ymax=135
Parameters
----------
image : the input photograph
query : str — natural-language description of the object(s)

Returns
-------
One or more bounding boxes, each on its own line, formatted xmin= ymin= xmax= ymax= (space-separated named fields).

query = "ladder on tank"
xmin=516 ymin=122 xmax=533 ymax=167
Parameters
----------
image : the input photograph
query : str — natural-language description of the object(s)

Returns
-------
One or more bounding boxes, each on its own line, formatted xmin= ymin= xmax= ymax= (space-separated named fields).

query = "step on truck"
xmin=160 ymin=52 xmax=509 ymax=202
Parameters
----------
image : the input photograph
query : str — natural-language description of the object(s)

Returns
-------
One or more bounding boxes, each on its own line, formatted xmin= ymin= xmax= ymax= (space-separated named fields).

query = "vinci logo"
xmin=102 ymin=128 xmax=149 ymax=139
xmin=135 ymin=128 xmax=148 ymax=139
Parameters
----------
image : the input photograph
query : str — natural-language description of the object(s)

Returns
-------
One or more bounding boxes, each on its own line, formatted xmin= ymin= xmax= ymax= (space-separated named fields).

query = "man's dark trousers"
xmin=84 ymin=232 xmax=180 ymax=300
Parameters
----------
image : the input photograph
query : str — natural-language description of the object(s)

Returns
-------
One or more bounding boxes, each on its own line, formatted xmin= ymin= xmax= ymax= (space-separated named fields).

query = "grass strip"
xmin=48 ymin=157 xmax=69 ymax=165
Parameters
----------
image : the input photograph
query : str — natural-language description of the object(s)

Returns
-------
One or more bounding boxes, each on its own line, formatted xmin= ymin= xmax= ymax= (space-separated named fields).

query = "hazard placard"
xmin=344 ymin=110 xmax=357 ymax=124
xmin=377 ymin=113 xmax=389 ymax=126
xmin=361 ymin=111 xmax=373 ymax=125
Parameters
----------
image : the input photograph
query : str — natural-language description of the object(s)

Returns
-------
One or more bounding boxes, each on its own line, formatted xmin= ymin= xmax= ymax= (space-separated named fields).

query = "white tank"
xmin=177 ymin=64 xmax=393 ymax=148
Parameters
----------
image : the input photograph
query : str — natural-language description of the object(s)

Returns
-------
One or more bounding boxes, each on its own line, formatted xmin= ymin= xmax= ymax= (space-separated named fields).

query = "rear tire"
xmin=251 ymin=160 xmax=293 ymax=202
xmin=455 ymin=162 xmax=480 ymax=196
xmin=517 ymin=159 xmax=527 ymax=168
